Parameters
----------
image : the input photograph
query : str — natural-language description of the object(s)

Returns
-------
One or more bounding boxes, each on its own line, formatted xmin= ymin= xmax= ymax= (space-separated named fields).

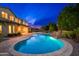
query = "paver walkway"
xmin=0 ymin=33 xmax=32 ymax=56
xmin=62 ymin=38 xmax=79 ymax=56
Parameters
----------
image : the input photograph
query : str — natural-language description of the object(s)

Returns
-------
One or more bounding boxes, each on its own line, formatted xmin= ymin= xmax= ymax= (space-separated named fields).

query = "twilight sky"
xmin=0 ymin=3 xmax=68 ymax=26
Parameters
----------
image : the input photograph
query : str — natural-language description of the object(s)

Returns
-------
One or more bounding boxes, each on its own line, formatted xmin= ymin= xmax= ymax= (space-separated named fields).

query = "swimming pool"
xmin=14 ymin=33 xmax=64 ymax=54
xmin=9 ymin=33 xmax=73 ymax=56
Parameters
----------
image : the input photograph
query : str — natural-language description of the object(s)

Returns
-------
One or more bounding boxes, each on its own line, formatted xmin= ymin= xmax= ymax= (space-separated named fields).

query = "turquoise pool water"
xmin=14 ymin=33 xmax=64 ymax=54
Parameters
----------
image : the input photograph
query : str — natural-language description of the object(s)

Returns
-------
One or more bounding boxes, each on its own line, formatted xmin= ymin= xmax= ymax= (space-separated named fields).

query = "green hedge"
xmin=62 ymin=31 xmax=75 ymax=39
xmin=62 ymin=28 xmax=79 ymax=43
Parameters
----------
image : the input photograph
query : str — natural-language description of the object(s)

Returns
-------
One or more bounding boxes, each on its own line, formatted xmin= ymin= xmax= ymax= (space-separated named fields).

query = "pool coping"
xmin=9 ymin=33 xmax=73 ymax=56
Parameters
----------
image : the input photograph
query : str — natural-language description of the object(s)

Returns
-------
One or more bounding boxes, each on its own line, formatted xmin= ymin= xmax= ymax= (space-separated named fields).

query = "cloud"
xmin=26 ymin=16 xmax=36 ymax=25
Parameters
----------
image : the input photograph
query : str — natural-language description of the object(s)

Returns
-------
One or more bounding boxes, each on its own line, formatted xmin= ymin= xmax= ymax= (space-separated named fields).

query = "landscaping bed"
xmin=61 ymin=29 xmax=79 ymax=43
xmin=7 ymin=33 xmax=21 ymax=37
xmin=0 ymin=33 xmax=21 ymax=42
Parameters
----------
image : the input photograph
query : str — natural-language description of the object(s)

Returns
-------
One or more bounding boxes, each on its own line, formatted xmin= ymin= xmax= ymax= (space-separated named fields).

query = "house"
xmin=0 ymin=7 xmax=29 ymax=36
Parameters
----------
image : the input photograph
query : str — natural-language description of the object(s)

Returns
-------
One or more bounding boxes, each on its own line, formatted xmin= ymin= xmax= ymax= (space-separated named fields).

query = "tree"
xmin=49 ymin=23 xmax=57 ymax=32
xmin=41 ymin=23 xmax=57 ymax=32
xmin=58 ymin=4 xmax=79 ymax=31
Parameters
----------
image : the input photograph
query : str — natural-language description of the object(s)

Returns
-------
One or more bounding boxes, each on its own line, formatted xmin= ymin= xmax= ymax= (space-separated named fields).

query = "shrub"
xmin=62 ymin=28 xmax=79 ymax=43
xmin=62 ymin=31 xmax=71 ymax=38
xmin=7 ymin=32 xmax=21 ymax=37
xmin=73 ymin=28 xmax=79 ymax=42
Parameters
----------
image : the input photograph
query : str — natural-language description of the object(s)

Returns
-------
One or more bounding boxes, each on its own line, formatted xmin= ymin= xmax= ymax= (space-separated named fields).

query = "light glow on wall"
xmin=20 ymin=26 xmax=28 ymax=35
xmin=0 ymin=24 xmax=2 ymax=33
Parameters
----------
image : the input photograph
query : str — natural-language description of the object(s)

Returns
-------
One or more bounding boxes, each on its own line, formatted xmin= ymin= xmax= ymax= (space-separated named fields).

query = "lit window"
xmin=10 ymin=16 xmax=14 ymax=21
xmin=1 ymin=11 xmax=8 ymax=19
xmin=13 ymin=25 xmax=15 ymax=33
xmin=9 ymin=25 xmax=12 ymax=33
xmin=1 ymin=12 xmax=5 ymax=18
xmin=23 ymin=21 xmax=24 ymax=24
xmin=0 ymin=24 xmax=2 ymax=33
xmin=5 ymin=13 xmax=8 ymax=19
xmin=15 ymin=18 xmax=19 ymax=23
xmin=23 ymin=21 xmax=26 ymax=25
xmin=19 ymin=19 xmax=21 ymax=24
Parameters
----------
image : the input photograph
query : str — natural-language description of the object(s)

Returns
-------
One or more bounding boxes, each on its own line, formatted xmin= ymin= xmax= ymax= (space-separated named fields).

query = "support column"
xmin=2 ymin=22 xmax=8 ymax=36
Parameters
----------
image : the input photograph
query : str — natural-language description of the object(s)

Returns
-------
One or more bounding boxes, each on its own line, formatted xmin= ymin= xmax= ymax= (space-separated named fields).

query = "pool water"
xmin=14 ymin=33 xmax=64 ymax=54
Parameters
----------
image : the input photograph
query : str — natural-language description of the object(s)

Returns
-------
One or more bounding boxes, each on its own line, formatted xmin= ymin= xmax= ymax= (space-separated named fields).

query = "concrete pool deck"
xmin=0 ymin=33 xmax=32 ymax=56
xmin=0 ymin=33 xmax=79 ymax=56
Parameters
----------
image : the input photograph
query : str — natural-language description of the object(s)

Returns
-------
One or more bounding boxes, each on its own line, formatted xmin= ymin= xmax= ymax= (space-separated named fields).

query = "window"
xmin=13 ymin=25 xmax=15 ymax=33
xmin=0 ymin=24 xmax=2 ymax=33
xmin=15 ymin=18 xmax=19 ymax=23
xmin=2 ymin=12 xmax=5 ymax=18
xmin=1 ymin=11 xmax=8 ymax=19
xmin=19 ymin=19 xmax=21 ymax=24
xmin=10 ymin=15 xmax=14 ymax=21
xmin=8 ymin=25 xmax=12 ymax=33
xmin=23 ymin=21 xmax=26 ymax=25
